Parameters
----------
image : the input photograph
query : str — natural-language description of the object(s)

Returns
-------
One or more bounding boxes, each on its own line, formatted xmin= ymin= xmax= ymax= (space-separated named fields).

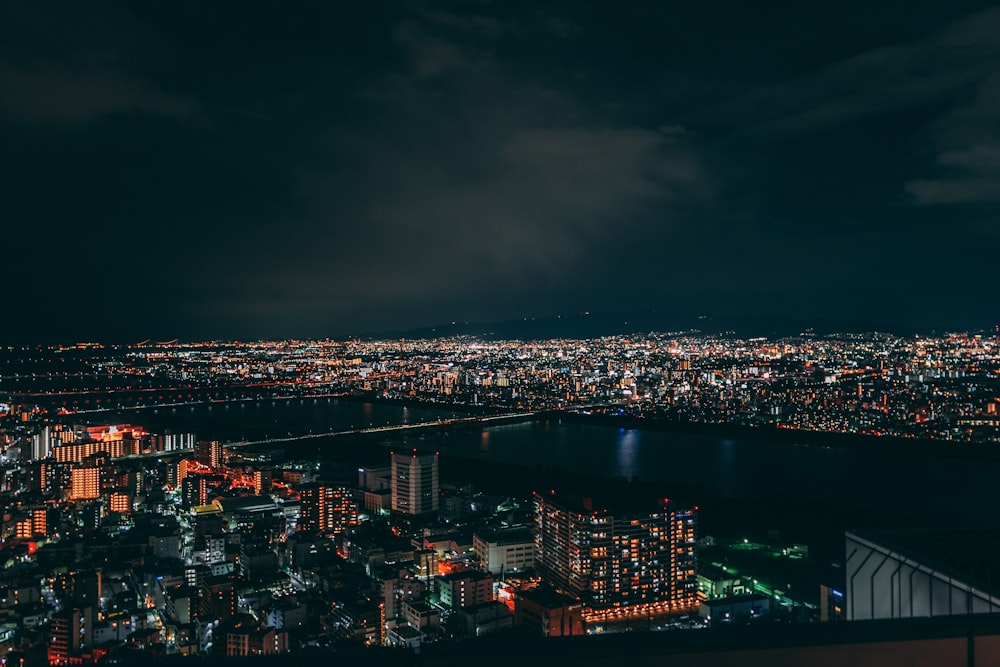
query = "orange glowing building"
xmin=70 ymin=467 xmax=101 ymax=501
xmin=108 ymin=491 xmax=132 ymax=514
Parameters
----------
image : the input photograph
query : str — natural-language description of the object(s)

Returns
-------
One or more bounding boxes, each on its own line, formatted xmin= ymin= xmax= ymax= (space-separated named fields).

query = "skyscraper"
xmin=533 ymin=492 xmax=698 ymax=621
xmin=391 ymin=451 xmax=439 ymax=516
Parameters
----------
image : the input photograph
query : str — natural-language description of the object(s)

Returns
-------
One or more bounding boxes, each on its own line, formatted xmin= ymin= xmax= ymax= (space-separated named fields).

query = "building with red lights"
xmin=533 ymin=492 xmax=698 ymax=620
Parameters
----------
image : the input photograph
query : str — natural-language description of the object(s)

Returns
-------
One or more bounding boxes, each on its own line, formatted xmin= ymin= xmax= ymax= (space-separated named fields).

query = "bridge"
xmin=224 ymin=410 xmax=539 ymax=449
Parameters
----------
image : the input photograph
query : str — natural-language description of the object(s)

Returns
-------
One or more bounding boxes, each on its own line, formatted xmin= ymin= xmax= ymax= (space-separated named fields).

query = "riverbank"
xmin=539 ymin=410 xmax=1000 ymax=462
xmin=337 ymin=392 xmax=1000 ymax=461
xmin=335 ymin=391 xmax=509 ymax=416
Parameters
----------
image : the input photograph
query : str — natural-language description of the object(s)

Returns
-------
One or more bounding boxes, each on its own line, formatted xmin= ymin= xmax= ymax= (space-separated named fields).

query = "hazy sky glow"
xmin=2 ymin=1 xmax=999 ymax=341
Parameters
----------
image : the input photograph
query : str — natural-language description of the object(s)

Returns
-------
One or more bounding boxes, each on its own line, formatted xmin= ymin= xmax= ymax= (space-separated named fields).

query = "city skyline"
xmin=2 ymin=1 xmax=999 ymax=343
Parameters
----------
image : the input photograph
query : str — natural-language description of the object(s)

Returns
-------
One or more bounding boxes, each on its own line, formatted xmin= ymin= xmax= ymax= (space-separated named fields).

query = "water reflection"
xmin=718 ymin=439 xmax=736 ymax=498
xmin=616 ymin=428 xmax=640 ymax=479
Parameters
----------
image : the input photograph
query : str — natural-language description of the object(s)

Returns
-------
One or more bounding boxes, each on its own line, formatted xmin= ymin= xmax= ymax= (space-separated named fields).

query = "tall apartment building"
xmin=70 ymin=466 xmax=101 ymax=501
xmin=298 ymin=483 xmax=358 ymax=534
xmin=31 ymin=425 xmax=52 ymax=461
xmin=182 ymin=474 xmax=209 ymax=509
xmin=391 ymin=451 xmax=438 ymax=516
xmin=196 ymin=440 xmax=223 ymax=469
xmin=161 ymin=431 xmax=196 ymax=452
xmin=47 ymin=606 xmax=93 ymax=665
xmin=533 ymin=492 xmax=698 ymax=620
xmin=253 ymin=469 xmax=273 ymax=495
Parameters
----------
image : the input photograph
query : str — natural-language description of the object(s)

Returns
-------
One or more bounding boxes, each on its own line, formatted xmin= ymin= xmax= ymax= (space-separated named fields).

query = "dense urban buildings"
xmin=0 ymin=330 xmax=999 ymax=662
xmin=5 ymin=330 xmax=999 ymax=445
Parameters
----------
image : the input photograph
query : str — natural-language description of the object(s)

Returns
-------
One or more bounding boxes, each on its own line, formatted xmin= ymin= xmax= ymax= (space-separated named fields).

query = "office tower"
xmin=533 ymin=492 xmax=698 ymax=620
xmin=298 ymin=483 xmax=358 ymax=534
xmin=391 ymin=451 xmax=438 ymax=516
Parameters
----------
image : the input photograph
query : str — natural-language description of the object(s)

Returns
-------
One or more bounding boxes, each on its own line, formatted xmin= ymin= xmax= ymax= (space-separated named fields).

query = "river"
xmin=87 ymin=398 xmax=997 ymax=529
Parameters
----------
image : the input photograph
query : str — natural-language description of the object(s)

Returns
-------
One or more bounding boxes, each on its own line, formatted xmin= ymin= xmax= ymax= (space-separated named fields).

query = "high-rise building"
xmin=27 ymin=460 xmax=59 ymax=493
xmin=298 ymin=483 xmax=358 ymax=534
xmin=196 ymin=440 xmax=223 ymax=469
xmin=182 ymin=474 xmax=208 ymax=509
xmin=161 ymin=431 xmax=196 ymax=452
xmin=253 ymin=469 xmax=273 ymax=495
xmin=169 ymin=457 xmax=195 ymax=488
xmin=533 ymin=492 xmax=698 ymax=621
xmin=31 ymin=425 xmax=52 ymax=461
xmin=391 ymin=451 xmax=438 ymax=516
xmin=47 ymin=606 xmax=93 ymax=665
xmin=70 ymin=467 xmax=101 ymax=501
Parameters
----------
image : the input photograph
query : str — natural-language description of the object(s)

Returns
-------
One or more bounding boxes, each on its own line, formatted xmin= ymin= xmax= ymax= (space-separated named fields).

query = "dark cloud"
xmin=0 ymin=63 xmax=197 ymax=126
xmin=716 ymin=8 xmax=1000 ymax=139
xmin=1 ymin=1 xmax=998 ymax=342
xmin=905 ymin=74 xmax=1000 ymax=205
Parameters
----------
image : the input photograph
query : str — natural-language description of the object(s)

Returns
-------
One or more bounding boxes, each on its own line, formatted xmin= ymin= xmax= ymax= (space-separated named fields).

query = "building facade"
xmin=391 ymin=451 xmax=439 ymax=516
xmin=298 ymin=483 xmax=358 ymax=534
xmin=474 ymin=528 xmax=535 ymax=575
xmin=533 ymin=492 xmax=698 ymax=619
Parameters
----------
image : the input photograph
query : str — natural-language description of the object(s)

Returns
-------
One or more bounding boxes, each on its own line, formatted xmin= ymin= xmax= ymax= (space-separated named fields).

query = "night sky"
xmin=2 ymin=1 xmax=998 ymax=342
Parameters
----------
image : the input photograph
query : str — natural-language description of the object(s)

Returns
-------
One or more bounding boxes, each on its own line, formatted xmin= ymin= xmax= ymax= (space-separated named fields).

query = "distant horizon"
xmin=3 ymin=308 xmax=998 ymax=347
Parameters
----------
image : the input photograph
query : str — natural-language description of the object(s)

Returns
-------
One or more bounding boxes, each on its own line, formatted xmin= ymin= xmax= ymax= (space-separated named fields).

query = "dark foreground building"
xmin=846 ymin=529 xmax=1000 ymax=621
xmin=78 ymin=614 xmax=1000 ymax=667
